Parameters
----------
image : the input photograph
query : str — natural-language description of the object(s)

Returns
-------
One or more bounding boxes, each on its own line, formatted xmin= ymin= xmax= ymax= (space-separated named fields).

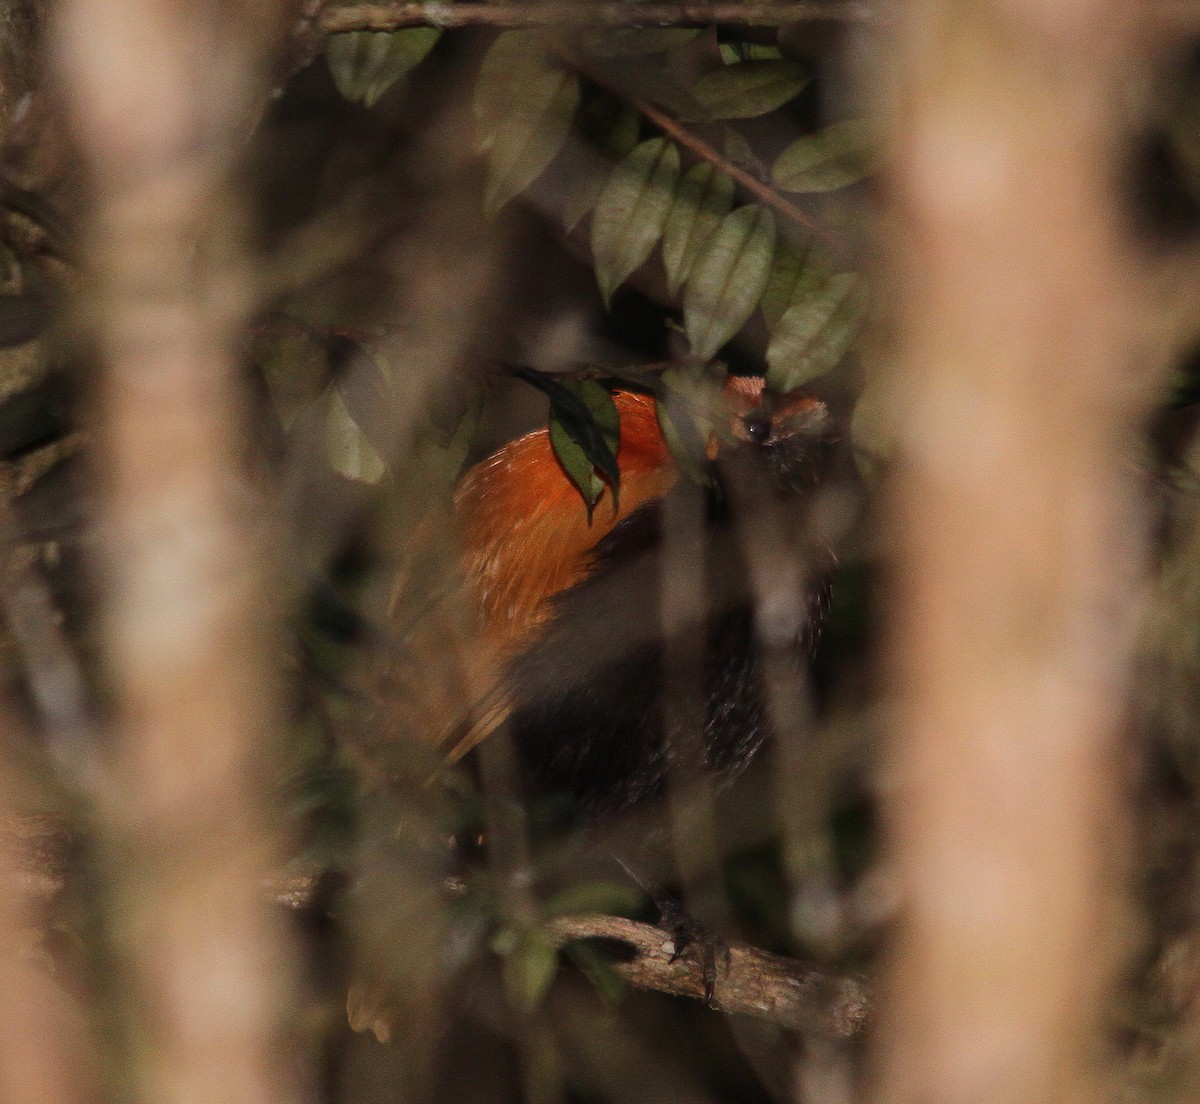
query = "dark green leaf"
xmin=474 ymin=32 xmax=580 ymax=215
xmin=549 ymin=381 xmax=621 ymax=519
xmin=502 ymin=929 xmax=560 ymax=1012
xmin=563 ymin=940 xmax=627 ymax=1006
xmin=772 ymin=120 xmax=875 ymax=193
xmin=683 ymin=205 xmax=775 ymax=361
xmin=661 ymin=163 xmax=734 ymax=296
xmin=765 ymin=272 xmax=864 ymax=391
xmin=512 ymin=368 xmax=621 ymax=517
xmin=591 ymin=138 xmax=680 ymax=306
xmin=759 ymin=235 xmax=821 ymax=332
xmin=561 ymin=99 xmax=641 ymax=233
xmin=655 ymin=365 xmax=720 ymax=487
xmin=325 ymin=28 xmax=441 ymax=107
xmin=688 ymin=60 xmax=808 ymax=120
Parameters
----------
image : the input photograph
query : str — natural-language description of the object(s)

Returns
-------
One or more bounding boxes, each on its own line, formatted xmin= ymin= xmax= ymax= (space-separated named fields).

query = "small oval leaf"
xmin=655 ymin=365 xmax=720 ymax=487
xmin=689 ymin=60 xmax=808 ymax=120
xmin=765 ymin=272 xmax=865 ymax=391
xmin=548 ymin=379 xmax=621 ymax=519
xmin=325 ymin=28 xmax=441 ymax=107
xmin=560 ymin=98 xmax=641 ymax=232
xmin=772 ymin=120 xmax=875 ymax=193
xmin=591 ymin=138 xmax=681 ymax=307
xmin=683 ymin=205 xmax=776 ymax=361
xmin=474 ymin=32 xmax=580 ymax=214
xmin=760 ymin=235 xmax=821 ymax=332
xmin=661 ymin=163 xmax=735 ymax=297
xmin=502 ymin=931 xmax=560 ymax=1013
xmin=326 ymin=386 xmax=385 ymax=484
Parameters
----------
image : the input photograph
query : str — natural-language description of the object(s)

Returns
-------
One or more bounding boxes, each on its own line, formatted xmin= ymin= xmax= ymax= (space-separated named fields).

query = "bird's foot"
xmin=652 ymin=890 xmax=731 ymax=1006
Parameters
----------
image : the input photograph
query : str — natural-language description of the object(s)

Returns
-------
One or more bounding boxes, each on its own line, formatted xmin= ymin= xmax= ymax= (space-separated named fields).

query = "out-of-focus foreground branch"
xmin=48 ymin=4 xmax=306 ymax=1104
xmin=316 ymin=1 xmax=881 ymax=34
xmin=877 ymin=4 xmax=1154 ymax=1104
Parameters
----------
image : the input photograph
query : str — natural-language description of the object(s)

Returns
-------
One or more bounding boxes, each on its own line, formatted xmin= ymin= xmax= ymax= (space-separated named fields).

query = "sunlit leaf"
xmin=325 ymin=28 xmax=441 ymax=107
xmin=765 ymin=272 xmax=865 ymax=391
xmin=474 ymin=32 xmax=580 ymax=214
xmin=688 ymin=60 xmax=808 ymax=120
xmin=683 ymin=205 xmax=775 ymax=361
xmin=662 ymin=163 xmax=734 ymax=296
xmin=759 ymin=235 xmax=821 ymax=332
xmin=325 ymin=386 xmax=385 ymax=484
xmin=772 ymin=120 xmax=875 ymax=193
xmin=575 ymin=26 xmax=700 ymax=57
xmin=591 ymin=138 xmax=680 ymax=306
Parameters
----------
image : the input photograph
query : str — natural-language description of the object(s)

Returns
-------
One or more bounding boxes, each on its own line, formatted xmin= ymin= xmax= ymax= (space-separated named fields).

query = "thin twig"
xmin=317 ymin=2 xmax=881 ymax=34
xmin=631 ymin=93 xmax=849 ymax=253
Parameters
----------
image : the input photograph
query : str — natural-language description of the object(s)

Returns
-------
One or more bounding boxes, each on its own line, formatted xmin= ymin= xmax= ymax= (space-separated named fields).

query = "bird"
xmin=427 ymin=373 xmax=839 ymax=825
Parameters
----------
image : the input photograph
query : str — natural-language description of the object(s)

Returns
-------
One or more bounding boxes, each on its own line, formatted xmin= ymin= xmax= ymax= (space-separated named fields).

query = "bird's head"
xmin=718 ymin=375 xmax=836 ymax=495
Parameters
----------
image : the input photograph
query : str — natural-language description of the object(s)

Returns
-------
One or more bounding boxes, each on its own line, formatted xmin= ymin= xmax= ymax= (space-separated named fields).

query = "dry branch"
xmin=317 ymin=2 xmax=880 ymax=34
xmin=547 ymin=913 xmax=869 ymax=1038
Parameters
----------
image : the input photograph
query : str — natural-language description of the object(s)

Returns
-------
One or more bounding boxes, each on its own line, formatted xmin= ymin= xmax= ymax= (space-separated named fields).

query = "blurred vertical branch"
xmin=48 ymin=3 xmax=305 ymax=1104
xmin=876 ymin=4 xmax=1155 ymax=1104
xmin=0 ymin=744 xmax=95 ymax=1104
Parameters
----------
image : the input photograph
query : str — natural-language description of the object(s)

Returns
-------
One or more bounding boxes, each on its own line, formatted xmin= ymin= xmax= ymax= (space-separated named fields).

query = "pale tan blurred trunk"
xmin=875 ymin=5 xmax=1155 ymax=1104
xmin=47 ymin=5 xmax=305 ymax=1104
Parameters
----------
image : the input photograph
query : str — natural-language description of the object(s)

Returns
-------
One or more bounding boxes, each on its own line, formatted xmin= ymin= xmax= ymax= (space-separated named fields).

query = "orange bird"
xmin=408 ymin=376 xmax=836 ymax=819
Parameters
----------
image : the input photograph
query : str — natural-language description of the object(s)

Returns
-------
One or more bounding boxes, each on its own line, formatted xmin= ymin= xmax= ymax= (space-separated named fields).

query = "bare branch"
xmin=317 ymin=2 xmax=881 ymax=34
xmin=547 ymin=913 xmax=870 ymax=1038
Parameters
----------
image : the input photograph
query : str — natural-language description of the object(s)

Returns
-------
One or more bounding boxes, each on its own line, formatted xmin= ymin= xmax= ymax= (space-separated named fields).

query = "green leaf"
xmin=563 ymin=940 xmax=627 ymax=1006
xmin=574 ymin=27 xmax=700 ymax=57
xmin=548 ymin=380 xmax=622 ymax=520
xmin=325 ymin=28 xmax=441 ymax=107
xmin=772 ymin=120 xmax=875 ymax=193
xmin=765 ymin=272 xmax=865 ymax=392
xmin=502 ymin=930 xmax=560 ymax=1013
xmin=474 ymin=32 xmax=580 ymax=214
xmin=591 ymin=138 xmax=680 ymax=306
xmin=512 ymin=368 xmax=622 ymax=517
xmin=760 ymin=235 xmax=821 ymax=332
xmin=655 ymin=365 xmax=721 ymax=487
xmin=718 ymin=42 xmax=783 ymax=64
xmin=561 ymin=98 xmax=641 ymax=233
xmin=688 ymin=60 xmax=808 ymax=120
xmin=683 ymin=205 xmax=776 ymax=361
xmin=325 ymin=386 xmax=385 ymax=484
xmin=661 ymin=163 xmax=734 ymax=297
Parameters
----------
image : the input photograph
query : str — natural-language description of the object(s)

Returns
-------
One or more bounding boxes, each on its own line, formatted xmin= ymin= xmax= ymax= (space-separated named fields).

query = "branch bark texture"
xmin=317 ymin=2 xmax=879 ymax=33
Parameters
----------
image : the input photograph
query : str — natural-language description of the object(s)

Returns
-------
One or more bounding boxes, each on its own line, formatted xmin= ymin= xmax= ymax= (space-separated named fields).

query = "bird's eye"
xmin=743 ymin=416 xmax=771 ymax=443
